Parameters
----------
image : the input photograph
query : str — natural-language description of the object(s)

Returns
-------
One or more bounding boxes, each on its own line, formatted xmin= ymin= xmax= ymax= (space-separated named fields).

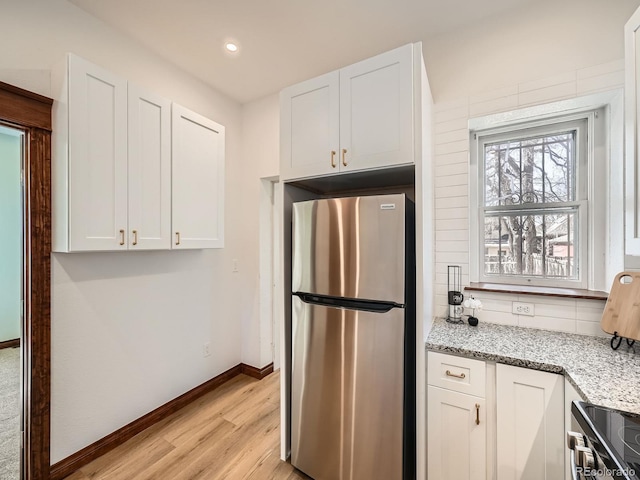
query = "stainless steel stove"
xmin=569 ymin=401 xmax=640 ymax=479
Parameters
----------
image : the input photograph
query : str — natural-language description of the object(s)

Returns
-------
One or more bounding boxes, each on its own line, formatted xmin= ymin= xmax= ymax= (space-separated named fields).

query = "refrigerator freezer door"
xmin=292 ymin=194 xmax=406 ymax=305
xmin=290 ymin=296 xmax=405 ymax=480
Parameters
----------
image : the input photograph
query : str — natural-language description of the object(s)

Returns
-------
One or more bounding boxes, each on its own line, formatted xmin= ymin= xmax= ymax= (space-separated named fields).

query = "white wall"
xmin=239 ymin=95 xmax=280 ymax=368
xmin=424 ymin=0 xmax=638 ymax=104
xmin=0 ymin=131 xmax=22 ymax=343
xmin=423 ymin=0 xmax=639 ymax=335
xmin=0 ymin=0 xmax=263 ymax=463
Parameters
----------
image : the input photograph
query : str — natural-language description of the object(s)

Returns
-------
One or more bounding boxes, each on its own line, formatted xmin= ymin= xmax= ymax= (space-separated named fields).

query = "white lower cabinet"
xmin=427 ymin=351 xmax=488 ymax=480
xmin=427 ymin=353 xmax=565 ymax=480
xmin=564 ymin=378 xmax=583 ymax=480
xmin=496 ymin=364 xmax=564 ymax=480
xmin=428 ymin=386 xmax=486 ymax=480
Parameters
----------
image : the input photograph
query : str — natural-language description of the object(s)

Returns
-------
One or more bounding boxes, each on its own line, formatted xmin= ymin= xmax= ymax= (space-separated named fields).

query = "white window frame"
xmin=470 ymin=101 xmax=609 ymax=291
xmin=474 ymin=116 xmax=589 ymax=288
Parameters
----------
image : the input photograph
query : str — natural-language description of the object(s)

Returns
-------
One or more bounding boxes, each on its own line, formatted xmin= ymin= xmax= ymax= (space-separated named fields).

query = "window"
xmin=471 ymin=111 xmax=602 ymax=289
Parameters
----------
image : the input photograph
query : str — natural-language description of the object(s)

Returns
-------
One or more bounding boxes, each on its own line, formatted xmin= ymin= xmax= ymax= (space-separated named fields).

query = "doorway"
xmin=0 ymin=124 xmax=24 ymax=480
xmin=259 ymin=177 xmax=282 ymax=371
xmin=0 ymin=81 xmax=52 ymax=480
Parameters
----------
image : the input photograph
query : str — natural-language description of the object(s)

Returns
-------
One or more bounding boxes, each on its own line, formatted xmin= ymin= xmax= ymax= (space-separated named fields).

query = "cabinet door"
xmin=128 ymin=84 xmax=171 ymax=250
xmin=171 ymin=104 xmax=225 ymax=249
xmin=280 ymin=71 xmax=339 ymax=181
xmin=496 ymin=364 xmax=564 ymax=480
xmin=427 ymin=386 xmax=486 ymax=480
xmin=339 ymin=44 xmax=414 ymax=173
xmin=68 ymin=54 xmax=128 ymax=251
xmin=626 ymin=7 xmax=640 ymax=258
xmin=564 ymin=378 xmax=583 ymax=480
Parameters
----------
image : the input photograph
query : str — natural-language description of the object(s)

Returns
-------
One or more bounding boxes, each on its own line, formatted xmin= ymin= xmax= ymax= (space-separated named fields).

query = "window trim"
xmin=470 ymin=107 xmax=606 ymax=291
xmin=476 ymin=116 xmax=589 ymax=288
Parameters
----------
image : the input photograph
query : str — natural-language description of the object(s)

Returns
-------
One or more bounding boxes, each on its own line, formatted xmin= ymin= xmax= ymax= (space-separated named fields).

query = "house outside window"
xmin=470 ymin=110 xmax=605 ymax=290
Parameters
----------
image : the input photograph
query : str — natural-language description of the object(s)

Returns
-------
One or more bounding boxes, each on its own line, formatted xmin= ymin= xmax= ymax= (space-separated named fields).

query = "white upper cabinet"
xmin=339 ymin=44 xmax=414 ymax=173
xmin=280 ymin=43 xmax=416 ymax=181
xmin=171 ymin=104 xmax=225 ymax=249
xmin=53 ymin=54 xmax=171 ymax=252
xmin=53 ymin=54 xmax=224 ymax=252
xmin=53 ymin=54 xmax=128 ymax=252
xmin=128 ymin=84 xmax=172 ymax=250
xmin=280 ymin=72 xmax=339 ymax=180
xmin=626 ymin=7 xmax=640 ymax=259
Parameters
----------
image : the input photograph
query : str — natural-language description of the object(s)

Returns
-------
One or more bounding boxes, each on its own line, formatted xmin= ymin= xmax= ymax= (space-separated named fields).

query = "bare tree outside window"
xmin=482 ymin=130 xmax=579 ymax=281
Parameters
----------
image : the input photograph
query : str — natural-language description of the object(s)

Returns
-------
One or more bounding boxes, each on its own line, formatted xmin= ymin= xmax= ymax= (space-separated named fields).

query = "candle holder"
xmin=446 ymin=265 xmax=464 ymax=323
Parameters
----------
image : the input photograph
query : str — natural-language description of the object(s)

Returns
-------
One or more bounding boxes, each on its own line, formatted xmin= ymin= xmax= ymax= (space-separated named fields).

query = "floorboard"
xmin=63 ymin=371 xmax=310 ymax=480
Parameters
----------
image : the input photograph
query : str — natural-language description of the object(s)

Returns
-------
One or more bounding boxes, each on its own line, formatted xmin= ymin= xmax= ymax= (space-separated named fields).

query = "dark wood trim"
xmin=0 ymin=82 xmax=52 ymax=480
xmin=241 ymin=362 xmax=274 ymax=380
xmin=25 ymin=126 xmax=52 ymax=480
xmin=466 ymin=282 xmax=608 ymax=300
xmin=50 ymin=364 xmax=243 ymax=480
xmin=0 ymin=81 xmax=52 ymax=131
xmin=0 ymin=338 xmax=20 ymax=349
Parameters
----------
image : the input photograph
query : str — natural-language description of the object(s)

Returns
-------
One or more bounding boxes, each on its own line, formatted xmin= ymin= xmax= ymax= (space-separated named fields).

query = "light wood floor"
xmin=64 ymin=371 xmax=310 ymax=480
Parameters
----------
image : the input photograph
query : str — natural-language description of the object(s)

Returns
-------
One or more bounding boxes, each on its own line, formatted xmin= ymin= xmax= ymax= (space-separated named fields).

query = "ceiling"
xmin=69 ymin=0 xmax=540 ymax=104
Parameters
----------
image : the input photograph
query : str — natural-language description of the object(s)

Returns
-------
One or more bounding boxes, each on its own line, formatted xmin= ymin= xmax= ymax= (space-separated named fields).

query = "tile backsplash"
xmin=460 ymin=292 xmax=607 ymax=337
xmin=432 ymin=57 xmax=623 ymax=337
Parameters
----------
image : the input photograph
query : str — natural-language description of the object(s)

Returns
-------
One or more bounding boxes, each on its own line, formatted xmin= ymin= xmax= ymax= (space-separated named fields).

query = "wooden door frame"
xmin=0 ymin=81 xmax=52 ymax=480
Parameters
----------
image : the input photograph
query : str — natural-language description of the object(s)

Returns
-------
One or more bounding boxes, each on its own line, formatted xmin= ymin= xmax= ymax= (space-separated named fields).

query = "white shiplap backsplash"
xmin=433 ymin=59 xmax=624 ymax=337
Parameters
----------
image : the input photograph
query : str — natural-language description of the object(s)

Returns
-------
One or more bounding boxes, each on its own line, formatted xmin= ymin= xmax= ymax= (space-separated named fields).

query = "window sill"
xmin=465 ymin=282 xmax=608 ymax=301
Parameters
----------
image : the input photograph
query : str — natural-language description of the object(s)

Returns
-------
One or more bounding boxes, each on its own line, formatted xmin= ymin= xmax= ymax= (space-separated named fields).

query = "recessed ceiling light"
xmin=225 ymin=42 xmax=239 ymax=53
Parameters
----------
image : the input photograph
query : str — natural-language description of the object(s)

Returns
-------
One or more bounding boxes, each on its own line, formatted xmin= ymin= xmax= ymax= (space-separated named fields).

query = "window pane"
xmin=500 ymin=142 xmax=521 ymax=205
xmin=483 ymin=210 xmax=578 ymax=280
xmin=543 ymin=134 xmax=574 ymax=203
xmin=484 ymin=131 xmax=575 ymax=207
xmin=485 ymin=144 xmax=500 ymax=206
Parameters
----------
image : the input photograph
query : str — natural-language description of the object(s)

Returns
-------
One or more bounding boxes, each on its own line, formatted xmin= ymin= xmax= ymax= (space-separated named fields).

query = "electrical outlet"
xmin=512 ymin=302 xmax=534 ymax=316
xmin=203 ymin=342 xmax=211 ymax=357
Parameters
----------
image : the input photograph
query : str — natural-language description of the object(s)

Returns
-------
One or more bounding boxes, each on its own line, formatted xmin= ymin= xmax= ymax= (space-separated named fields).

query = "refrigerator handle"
xmin=294 ymin=292 xmax=401 ymax=313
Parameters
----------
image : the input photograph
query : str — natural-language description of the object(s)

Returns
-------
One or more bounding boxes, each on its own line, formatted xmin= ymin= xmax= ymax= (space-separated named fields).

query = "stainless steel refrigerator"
xmin=290 ymin=193 xmax=415 ymax=480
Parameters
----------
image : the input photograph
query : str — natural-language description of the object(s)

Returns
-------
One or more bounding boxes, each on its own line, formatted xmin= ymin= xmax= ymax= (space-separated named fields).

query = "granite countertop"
xmin=426 ymin=318 xmax=640 ymax=414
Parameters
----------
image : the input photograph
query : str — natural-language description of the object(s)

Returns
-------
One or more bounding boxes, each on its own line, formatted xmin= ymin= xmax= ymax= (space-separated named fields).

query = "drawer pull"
xmin=475 ymin=403 xmax=480 ymax=425
xmin=330 ymin=150 xmax=336 ymax=168
xmin=342 ymin=148 xmax=348 ymax=167
xmin=119 ymin=229 xmax=125 ymax=246
xmin=445 ymin=370 xmax=466 ymax=379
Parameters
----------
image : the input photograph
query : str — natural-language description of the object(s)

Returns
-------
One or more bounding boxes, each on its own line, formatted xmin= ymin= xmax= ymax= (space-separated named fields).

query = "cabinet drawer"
xmin=427 ymin=351 xmax=486 ymax=397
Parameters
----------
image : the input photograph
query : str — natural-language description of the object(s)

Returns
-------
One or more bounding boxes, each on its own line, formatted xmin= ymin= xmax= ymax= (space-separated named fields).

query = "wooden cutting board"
xmin=601 ymin=271 xmax=640 ymax=341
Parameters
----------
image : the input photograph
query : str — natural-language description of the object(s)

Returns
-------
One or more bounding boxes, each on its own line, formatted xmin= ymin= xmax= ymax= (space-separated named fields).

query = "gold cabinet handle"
xmin=132 ymin=230 xmax=138 ymax=246
xmin=475 ymin=403 xmax=480 ymax=425
xmin=175 ymin=232 xmax=181 ymax=246
xmin=342 ymin=148 xmax=347 ymax=166
xmin=330 ymin=150 xmax=336 ymax=168
xmin=119 ymin=229 xmax=125 ymax=246
xmin=445 ymin=370 xmax=466 ymax=379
